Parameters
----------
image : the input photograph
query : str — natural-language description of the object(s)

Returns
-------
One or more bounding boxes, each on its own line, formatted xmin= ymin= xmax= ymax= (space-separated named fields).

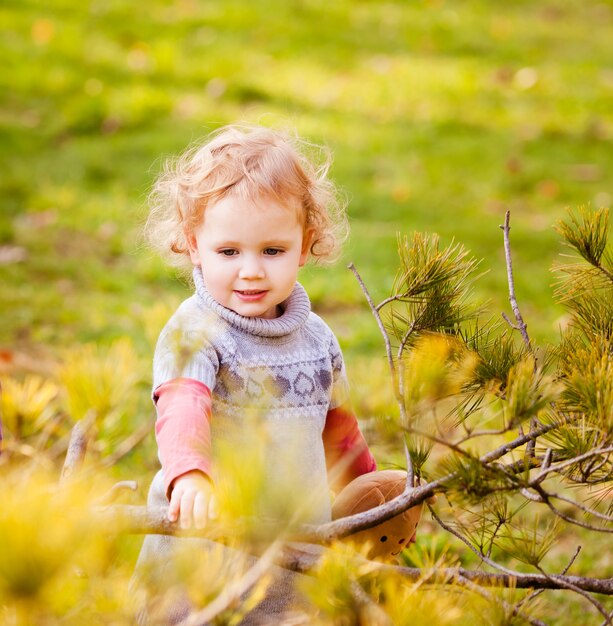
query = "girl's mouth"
xmin=234 ymin=290 xmax=268 ymax=302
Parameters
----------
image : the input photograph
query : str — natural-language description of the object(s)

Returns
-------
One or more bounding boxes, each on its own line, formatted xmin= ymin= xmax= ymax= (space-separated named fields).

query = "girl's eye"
xmin=263 ymin=248 xmax=283 ymax=256
xmin=219 ymin=249 xmax=238 ymax=257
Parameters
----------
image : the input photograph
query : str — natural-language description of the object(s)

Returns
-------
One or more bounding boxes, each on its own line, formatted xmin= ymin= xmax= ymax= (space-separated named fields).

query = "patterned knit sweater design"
xmin=151 ymin=267 xmax=349 ymax=524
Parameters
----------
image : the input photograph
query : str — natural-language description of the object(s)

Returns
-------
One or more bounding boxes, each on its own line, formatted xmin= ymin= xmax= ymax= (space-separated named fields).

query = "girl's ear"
xmin=299 ymin=229 xmax=314 ymax=267
xmin=185 ymin=230 xmax=201 ymax=266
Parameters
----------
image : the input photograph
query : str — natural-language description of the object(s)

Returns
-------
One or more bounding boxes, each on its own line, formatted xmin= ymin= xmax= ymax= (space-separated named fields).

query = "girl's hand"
xmin=168 ymin=470 xmax=216 ymax=530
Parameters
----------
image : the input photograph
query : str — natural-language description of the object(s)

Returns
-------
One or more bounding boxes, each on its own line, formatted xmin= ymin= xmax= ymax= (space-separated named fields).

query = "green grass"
xmin=1 ymin=1 xmax=612 ymax=621
xmin=2 ymin=0 xmax=612 ymax=356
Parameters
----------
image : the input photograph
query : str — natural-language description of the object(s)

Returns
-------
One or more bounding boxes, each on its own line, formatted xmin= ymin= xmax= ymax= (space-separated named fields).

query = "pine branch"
xmin=279 ymin=543 xmax=613 ymax=595
xmin=556 ymin=208 xmax=613 ymax=283
xmin=532 ymin=446 xmax=613 ymax=482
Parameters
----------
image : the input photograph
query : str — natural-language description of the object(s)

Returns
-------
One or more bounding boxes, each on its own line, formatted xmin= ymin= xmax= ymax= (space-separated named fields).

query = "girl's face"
xmin=186 ymin=194 xmax=310 ymax=319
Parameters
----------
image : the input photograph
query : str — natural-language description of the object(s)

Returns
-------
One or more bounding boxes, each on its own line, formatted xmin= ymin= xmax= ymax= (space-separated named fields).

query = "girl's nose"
xmin=238 ymin=257 xmax=265 ymax=279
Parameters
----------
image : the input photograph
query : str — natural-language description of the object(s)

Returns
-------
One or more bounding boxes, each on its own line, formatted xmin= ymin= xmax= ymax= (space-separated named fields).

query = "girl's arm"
xmin=322 ymin=403 xmax=376 ymax=493
xmin=154 ymin=377 xmax=213 ymax=495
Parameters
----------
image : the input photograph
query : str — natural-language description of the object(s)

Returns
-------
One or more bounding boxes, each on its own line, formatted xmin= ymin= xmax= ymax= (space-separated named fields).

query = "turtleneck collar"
xmin=192 ymin=266 xmax=311 ymax=338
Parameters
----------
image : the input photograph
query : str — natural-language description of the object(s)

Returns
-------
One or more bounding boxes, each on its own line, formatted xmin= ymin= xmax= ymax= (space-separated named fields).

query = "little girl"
xmin=137 ymin=124 xmax=376 ymax=623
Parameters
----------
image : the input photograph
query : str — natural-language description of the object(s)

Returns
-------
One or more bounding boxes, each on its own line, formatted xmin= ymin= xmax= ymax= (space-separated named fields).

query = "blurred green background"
xmin=2 ymin=0 xmax=612 ymax=364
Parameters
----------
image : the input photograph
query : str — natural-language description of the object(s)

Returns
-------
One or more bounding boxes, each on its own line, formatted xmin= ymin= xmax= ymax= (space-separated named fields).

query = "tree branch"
xmin=531 ymin=446 xmax=613 ymax=482
xmin=96 ymin=505 xmax=613 ymax=595
xmin=500 ymin=210 xmax=532 ymax=352
xmin=279 ymin=543 xmax=613 ymax=595
xmin=532 ymin=485 xmax=613 ymax=534
xmin=536 ymin=563 xmax=611 ymax=625
xmin=348 ymin=263 xmax=395 ymax=378
xmin=60 ymin=412 xmax=95 ymax=485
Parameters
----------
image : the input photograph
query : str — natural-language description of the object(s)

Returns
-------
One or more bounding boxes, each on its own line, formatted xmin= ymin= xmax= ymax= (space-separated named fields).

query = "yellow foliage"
xmin=0 ymin=472 xmax=92 ymax=601
xmin=58 ymin=339 xmax=141 ymax=423
xmin=349 ymin=356 xmax=398 ymax=418
xmin=0 ymin=470 xmax=138 ymax=624
xmin=301 ymin=540 xmax=476 ymax=626
xmin=504 ymin=358 xmax=561 ymax=427
xmin=402 ymin=334 xmax=478 ymax=420
xmin=0 ymin=375 xmax=59 ymax=439
xmin=140 ymin=300 xmax=179 ymax=349
xmin=213 ymin=410 xmax=326 ymax=542
xmin=145 ymin=541 xmax=271 ymax=625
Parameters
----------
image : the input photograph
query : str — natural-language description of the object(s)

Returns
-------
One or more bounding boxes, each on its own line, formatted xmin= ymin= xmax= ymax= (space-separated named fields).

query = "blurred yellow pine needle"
xmin=58 ymin=339 xmax=141 ymax=423
xmin=376 ymin=578 xmax=469 ymax=626
xmin=141 ymin=541 xmax=271 ymax=625
xmin=213 ymin=416 xmax=270 ymax=538
xmin=476 ymin=581 xmax=544 ymax=626
xmin=302 ymin=540 xmax=472 ymax=626
xmin=141 ymin=300 xmax=179 ymax=349
xmin=214 ymin=410 xmax=327 ymax=542
xmin=299 ymin=541 xmax=378 ymax=619
xmin=0 ymin=472 xmax=95 ymax=605
xmin=0 ymin=470 xmax=139 ymax=624
xmin=504 ymin=359 xmax=561 ymax=427
xmin=402 ymin=335 xmax=478 ymax=416
xmin=0 ymin=375 xmax=59 ymax=439
xmin=349 ymin=357 xmax=398 ymax=417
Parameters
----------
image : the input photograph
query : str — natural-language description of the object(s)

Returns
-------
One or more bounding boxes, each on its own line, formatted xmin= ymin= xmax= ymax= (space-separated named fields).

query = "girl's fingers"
xmin=208 ymin=495 xmax=218 ymax=520
xmin=180 ymin=491 xmax=196 ymax=529
xmin=193 ymin=491 xmax=208 ymax=529
xmin=168 ymin=490 xmax=181 ymax=523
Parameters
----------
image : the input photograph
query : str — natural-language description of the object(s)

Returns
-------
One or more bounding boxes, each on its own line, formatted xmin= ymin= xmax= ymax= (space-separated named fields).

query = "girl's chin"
xmin=228 ymin=300 xmax=279 ymax=320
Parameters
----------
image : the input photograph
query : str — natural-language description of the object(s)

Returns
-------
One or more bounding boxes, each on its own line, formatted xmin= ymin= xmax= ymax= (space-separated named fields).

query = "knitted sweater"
xmin=136 ymin=269 xmax=375 ymax=624
xmin=151 ymin=267 xmax=374 ymax=525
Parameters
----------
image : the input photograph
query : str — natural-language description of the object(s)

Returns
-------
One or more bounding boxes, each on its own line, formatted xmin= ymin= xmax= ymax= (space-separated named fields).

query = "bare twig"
xmin=348 ymin=262 xmax=410 ymax=426
xmin=532 ymin=485 xmax=613 ymax=534
xmin=60 ymin=411 xmax=95 ymax=485
xmin=534 ymin=489 xmax=613 ymax=523
xmin=100 ymin=421 xmax=152 ymax=468
xmin=601 ymin=613 xmax=613 ymax=626
xmin=348 ymin=263 xmax=395 ymax=377
xmin=479 ymin=418 xmax=567 ymax=465
xmin=516 ymin=544 xmax=584 ymax=612
xmin=455 ymin=427 xmax=513 ymax=445
xmin=428 ymin=503 xmax=521 ymax=578
xmin=533 ymin=447 xmax=613 ymax=482
xmin=500 ymin=211 xmax=532 ymax=352
xmin=533 ymin=448 xmax=553 ymax=484
xmin=96 ymin=480 xmax=138 ymax=505
xmin=97 ymin=505 xmax=613 ymax=596
xmin=536 ymin=563 xmax=612 ymax=625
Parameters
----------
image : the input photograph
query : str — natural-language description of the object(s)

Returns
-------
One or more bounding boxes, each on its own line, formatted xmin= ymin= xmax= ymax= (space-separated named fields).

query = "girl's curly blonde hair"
xmin=145 ymin=124 xmax=348 ymax=270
